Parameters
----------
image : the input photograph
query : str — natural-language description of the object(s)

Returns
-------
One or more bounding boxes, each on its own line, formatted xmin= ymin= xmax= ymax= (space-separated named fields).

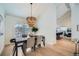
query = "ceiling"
xmin=0 ymin=3 xmax=70 ymax=19
xmin=0 ymin=3 xmax=55 ymax=18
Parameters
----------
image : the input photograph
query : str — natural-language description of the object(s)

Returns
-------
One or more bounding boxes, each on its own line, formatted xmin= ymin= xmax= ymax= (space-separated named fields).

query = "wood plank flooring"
xmin=1 ymin=39 xmax=75 ymax=56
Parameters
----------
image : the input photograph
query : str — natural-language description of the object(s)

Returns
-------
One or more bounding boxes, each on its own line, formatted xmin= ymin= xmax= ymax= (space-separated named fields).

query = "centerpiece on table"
xmin=32 ymin=27 xmax=38 ymax=35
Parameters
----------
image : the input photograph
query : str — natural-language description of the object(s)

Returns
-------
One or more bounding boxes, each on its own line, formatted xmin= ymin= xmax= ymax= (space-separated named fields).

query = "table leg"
xmin=34 ymin=37 xmax=37 ymax=51
xmin=15 ymin=44 xmax=18 ymax=56
xmin=42 ymin=36 xmax=45 ymax=46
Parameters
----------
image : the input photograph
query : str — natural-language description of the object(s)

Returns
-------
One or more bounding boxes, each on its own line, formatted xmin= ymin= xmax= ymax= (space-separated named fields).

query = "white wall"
xmin=5 ymin=4 xmax=56 ymax=45
xmin=0 ymin=5 xmax=5 ymax=54
xmin=71 ymin=4 xmax=79 ymax=40
xmin=37 ymin=4 xmax=56 ymax=44
xmin=5 ymin=14 xmax=26 ymax=44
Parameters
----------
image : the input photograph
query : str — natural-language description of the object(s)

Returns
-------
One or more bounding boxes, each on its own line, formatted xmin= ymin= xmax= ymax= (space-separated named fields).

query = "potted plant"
xmin=32 ymin=27 xmax=38 ymax=34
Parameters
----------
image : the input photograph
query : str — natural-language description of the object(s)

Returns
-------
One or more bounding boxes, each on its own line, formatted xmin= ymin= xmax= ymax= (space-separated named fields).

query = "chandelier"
xmin=26 ymin=3 xmax=37 ymax=27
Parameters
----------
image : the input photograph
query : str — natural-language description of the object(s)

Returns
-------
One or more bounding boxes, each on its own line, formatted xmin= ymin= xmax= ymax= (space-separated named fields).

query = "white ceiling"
xmin=0 ymin=3 xmax=70 ymax=19
xmin=1 ymin=3 xmax=32 ymax=18
xmin=0 ymin=3 xmax=55 ymax=18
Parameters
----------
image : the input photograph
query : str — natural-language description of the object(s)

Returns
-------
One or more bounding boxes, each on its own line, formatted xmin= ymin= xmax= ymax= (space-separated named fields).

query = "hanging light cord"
xmin=30 ymin=3 xmax=32 ymax=17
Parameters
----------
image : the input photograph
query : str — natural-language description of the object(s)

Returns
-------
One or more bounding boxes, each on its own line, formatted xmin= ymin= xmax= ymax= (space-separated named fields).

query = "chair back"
xmin=36 ymin=36 xmax=42 ymax=45
xmin=23 ymin=37 xmax=35 ymax=49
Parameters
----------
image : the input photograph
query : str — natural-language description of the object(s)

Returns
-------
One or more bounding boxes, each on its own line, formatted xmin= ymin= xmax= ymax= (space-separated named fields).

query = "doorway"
xmin=56 ymin=3 xmax=71 ymax=40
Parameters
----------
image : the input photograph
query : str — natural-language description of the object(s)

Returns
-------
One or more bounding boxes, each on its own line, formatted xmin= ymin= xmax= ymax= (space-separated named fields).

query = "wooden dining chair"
xmin=35 ymin=35 xmax=45 ymax=48
xmin=23 ymin=37 xmax=35 ymax=55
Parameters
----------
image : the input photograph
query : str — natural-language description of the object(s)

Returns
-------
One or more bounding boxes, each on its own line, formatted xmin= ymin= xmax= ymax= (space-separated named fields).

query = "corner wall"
xmin=71 ymin=4 xmax=79 ymax=40
xmin=37 ymin=4 xmax=56 ymax=44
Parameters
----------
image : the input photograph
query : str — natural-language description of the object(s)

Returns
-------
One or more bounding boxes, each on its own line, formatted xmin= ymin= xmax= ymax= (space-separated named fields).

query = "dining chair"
xmin=36 ymin=35 xmax=45 ymax=48
xmin=23 ymin=37 xmax=35 ymax=55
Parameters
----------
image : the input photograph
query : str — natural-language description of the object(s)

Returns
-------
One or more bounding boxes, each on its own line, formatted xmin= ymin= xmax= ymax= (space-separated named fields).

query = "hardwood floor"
xmin=1 ymin=39 xmax=75 ymax=56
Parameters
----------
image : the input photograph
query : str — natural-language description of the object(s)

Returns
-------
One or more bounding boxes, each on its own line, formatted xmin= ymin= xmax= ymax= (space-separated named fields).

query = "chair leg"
xmin=34 ymin=45 xmax=36 ymax=51
xmin=34 ymin=37 xmax=37 ymax=51
xmin=31 ymin=47 xmax=35 ymax=51
xmin=21 ymin=46 xmax=27 ymax=56
xmin=42 ymin=39 xmax=45 ymax=46
xmin=13 ymin=46 xmax=18 ymax=56
xmin=42 ymin=36 xmax=45 ymax=46
xmin=38 ymin=44 xmax=41 ymax=48
xmin=15 ymin=46 xmax=18 ymax=56
xmin=13 ymin=46 xmax=16 ymax=56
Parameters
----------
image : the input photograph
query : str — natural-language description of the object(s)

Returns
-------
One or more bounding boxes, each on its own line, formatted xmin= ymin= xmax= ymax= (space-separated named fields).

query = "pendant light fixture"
xmin=26 ymin=3 xmax=37 ymax=27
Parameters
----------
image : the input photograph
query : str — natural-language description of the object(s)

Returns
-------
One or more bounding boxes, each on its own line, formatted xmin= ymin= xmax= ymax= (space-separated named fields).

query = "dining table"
xmin=10 ymin=34 xmax=45 ymax=56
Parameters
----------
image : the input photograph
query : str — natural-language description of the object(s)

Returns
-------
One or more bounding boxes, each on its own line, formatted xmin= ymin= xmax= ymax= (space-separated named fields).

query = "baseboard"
xmin=46 ymin=40 xmax=56 ymax=45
